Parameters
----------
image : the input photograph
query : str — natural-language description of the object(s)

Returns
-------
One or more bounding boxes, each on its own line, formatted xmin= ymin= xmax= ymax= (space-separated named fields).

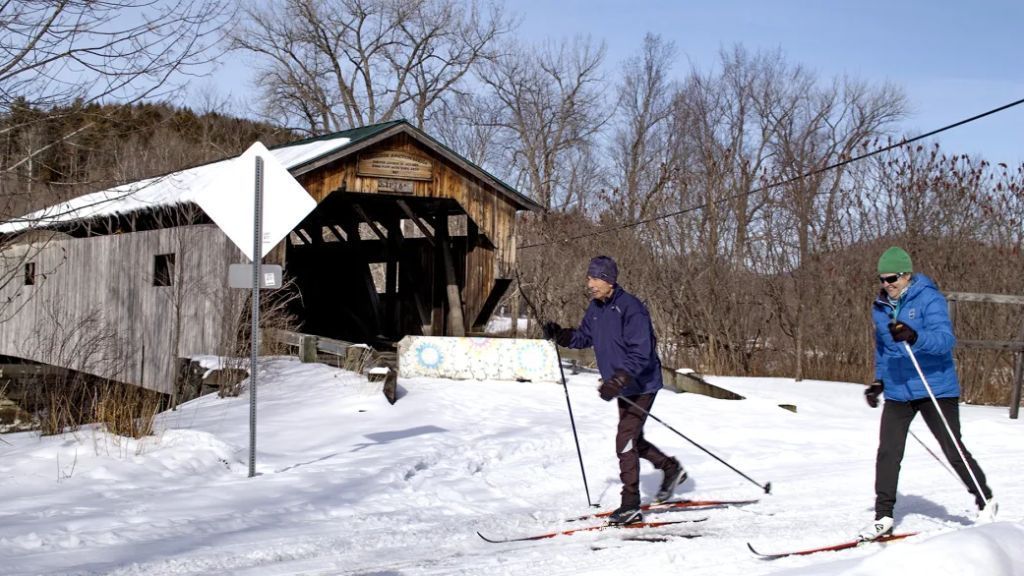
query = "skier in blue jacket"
xmin=858 ymin=247 xmax=996 ymax=541
xmin=543 ymin=256 xmax=687 ymax=525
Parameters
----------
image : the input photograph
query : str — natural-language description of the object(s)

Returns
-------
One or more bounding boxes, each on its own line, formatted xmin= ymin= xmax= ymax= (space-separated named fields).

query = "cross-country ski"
xmin=477 ymin=517 xmax=707 ymax=544
xmin=747 ymin=532 xmax=920 ymax=560
xmin=564 ymin=497 xmax=760 ymax=522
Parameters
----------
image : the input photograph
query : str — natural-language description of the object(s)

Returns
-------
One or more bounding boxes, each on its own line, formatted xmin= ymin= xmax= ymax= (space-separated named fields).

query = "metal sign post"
xmin=248 ymin=156 xmax=264 ymax=479
xmin=196 ymin=140 xmax=316 ymax=479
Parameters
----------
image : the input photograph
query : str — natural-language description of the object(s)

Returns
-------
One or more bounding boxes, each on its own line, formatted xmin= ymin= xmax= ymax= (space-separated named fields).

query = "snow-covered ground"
xmin=483 ymin=315 xmax=529 ymax=334
xmin=1 ymin=356 xmax=1022 ymax=575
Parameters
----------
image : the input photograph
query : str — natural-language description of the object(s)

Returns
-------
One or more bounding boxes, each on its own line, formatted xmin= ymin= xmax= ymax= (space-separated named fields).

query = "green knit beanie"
xmin=877 ymin=246 xmax=913 ymax=274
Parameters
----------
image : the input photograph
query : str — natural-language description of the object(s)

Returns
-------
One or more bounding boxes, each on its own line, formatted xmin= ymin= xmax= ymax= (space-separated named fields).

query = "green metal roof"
xmin=269 ymin=120 xmax=405 ymax=152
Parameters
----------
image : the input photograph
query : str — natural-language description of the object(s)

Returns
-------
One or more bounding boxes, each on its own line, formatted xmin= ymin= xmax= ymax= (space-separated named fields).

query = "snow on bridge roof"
xmin=0 ymin=133 xmax=351 ymax=236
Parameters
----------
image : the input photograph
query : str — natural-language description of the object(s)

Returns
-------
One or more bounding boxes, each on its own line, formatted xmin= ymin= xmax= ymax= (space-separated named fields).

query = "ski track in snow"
xmin=1 ymin=358 xmax=1022 ymax=576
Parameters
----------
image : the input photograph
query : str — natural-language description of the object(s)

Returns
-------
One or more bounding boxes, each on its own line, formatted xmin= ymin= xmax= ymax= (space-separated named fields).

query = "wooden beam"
xmin=431 ymin=218 xmax=444 ymax=335
xmin=471 ymin=278 xmax=512 ymax=331
xmin=467 ymin=218 xmax=479 ymax=250
xmin=956 ymin=340 xmax=1024 ymax=352
xmin=399 ymin=258 xmax=432 ymax=335
xmin=0 ymin=364 xmax=67 ymax=378
xmin=262 ymin=328 xmax=354 ymax=359
xmin=341 ymin=218 xmax=382 ymax=333
xmin=1013 ymin=324 xmax=1024 ymax=420
xmin=947 ymin=292 xmax=1024 ymax=306
xmin=351 ymin=203 xmax=387 ymax=240
xmin=397 ymin=245 xmax=430 ymax=336
xmin=396 ymin=199 xmax=435 ymax=246
xmin=437 ymin=217 xmax=465 ymax=337
xmin=1011 ymin=352 xmax=1023 ymax=420
xmin=413 ymin=291 xmax=432 ymax=335
xmin=510 ymin=289 xmax=521 ymax=338
xmin=308 ymin=224 xmax=324 ymax=244
xmin=385 ymin=218 xmax=402 ymax=338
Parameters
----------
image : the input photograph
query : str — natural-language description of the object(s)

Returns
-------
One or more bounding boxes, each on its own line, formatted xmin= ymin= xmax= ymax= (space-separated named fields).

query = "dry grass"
xmin=94 ymin=383 xmax=162 ymax=438
xmin=34 ymin=377 xmax=164 ymax=438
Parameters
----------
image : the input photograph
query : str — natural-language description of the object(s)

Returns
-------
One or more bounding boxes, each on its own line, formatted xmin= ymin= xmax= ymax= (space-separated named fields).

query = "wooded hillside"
xmin=0 ymin=101 xmax=295 ymax=219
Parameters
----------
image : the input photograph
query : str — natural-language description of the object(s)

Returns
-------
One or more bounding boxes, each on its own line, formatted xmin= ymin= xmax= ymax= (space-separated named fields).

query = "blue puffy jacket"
xmin=564 ymin=285 xmax=663 ymax=396
xmin=873 ymin=273 xmax=959 ymax=402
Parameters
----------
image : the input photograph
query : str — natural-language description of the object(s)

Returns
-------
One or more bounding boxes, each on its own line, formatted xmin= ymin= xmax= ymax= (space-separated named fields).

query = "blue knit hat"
xmin=587 ymin=256 xmax=618 ymax=284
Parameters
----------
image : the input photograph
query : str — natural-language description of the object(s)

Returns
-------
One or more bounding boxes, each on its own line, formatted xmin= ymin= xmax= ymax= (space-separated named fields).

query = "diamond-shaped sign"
xmin=196 ymin=141 xmax=316 ymax=262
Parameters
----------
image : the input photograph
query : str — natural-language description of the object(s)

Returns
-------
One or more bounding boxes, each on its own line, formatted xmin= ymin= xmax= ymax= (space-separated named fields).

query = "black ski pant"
xmin=874 ymin=396 xmax=991 ymax=519
xmin=616 ymin=392 xmax=674 ymax=508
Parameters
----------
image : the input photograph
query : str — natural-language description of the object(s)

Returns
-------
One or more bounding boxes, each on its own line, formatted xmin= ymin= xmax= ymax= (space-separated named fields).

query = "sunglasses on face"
xmin=878 ymin=273 xmax=905 ymax=284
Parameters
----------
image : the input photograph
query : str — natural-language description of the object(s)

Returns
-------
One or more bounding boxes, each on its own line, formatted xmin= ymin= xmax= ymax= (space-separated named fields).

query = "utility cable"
xmin=519 ymin=96 xmax=1024 ymax=250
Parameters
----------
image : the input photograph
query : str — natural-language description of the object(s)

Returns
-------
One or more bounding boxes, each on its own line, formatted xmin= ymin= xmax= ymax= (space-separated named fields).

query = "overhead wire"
xmin=518 ymin=96 xmax=1024 ymax=250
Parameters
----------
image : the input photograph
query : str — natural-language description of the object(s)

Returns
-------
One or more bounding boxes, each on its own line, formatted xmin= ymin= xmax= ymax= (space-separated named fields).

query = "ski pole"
xmin=909 ymin=429 xmax=959 ymax=482
xmin=616 ymin=394 xmax=772 ymax=494
xmin=515 ymin=269 xmax=596 ymax=508
xmin=902 ymin=341 xmax=988 ymax=506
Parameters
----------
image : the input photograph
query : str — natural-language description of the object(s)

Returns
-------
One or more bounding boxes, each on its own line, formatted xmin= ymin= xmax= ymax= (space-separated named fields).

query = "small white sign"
xmin=228 ymin=264 xmax=282 ymax=289
xmin=197 ymin=142 xmax=317 ymax=262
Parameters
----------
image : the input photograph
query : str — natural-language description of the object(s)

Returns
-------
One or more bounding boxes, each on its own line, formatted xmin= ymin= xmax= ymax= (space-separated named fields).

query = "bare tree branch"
xmin=0 ymin=0 xmax=233 ymax=111
xmin=234 ymin=0 xmax=513 ymax=134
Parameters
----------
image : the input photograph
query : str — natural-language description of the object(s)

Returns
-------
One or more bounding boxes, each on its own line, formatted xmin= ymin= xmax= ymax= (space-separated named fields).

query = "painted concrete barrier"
xmin=398 ymin=336 xmax=560 ymax=384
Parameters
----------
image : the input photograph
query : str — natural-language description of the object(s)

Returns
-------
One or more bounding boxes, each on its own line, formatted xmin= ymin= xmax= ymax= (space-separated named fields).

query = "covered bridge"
xmin=0 ymin=120 xmax=539 ymax=395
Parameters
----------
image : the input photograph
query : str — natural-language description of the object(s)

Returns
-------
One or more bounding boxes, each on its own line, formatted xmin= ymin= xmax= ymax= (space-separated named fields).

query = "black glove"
xmin=598 ymin=371 xmax=632 ymax=401
xmin=889 ymin=321 xmax=918 ymax=345
xmin=542 ymin=321 xmax=561 ymax=340
xmin=864 ymin=380 xmax=884 ymax=408
xmin=542 ymin=321 xmax=573 ymax=347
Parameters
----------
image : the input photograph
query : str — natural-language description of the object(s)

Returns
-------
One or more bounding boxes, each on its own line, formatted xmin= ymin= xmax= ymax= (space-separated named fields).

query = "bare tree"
xmin=762 ymin=73 xmax=905 ymax=380
xmin=638 ymin=48 xmax=790 ymax=373
xmin=234 ymin=0 xmax=514 ymax=134
xmin=477 ymin=37 xmax=610 ymax=212
xmin=604 ymin=34 xmax=678 ymax=223
xmin=426 ymin=92 xmax=503 ymax=167
xmin=0 ymin=0 xmax=231 ymax=111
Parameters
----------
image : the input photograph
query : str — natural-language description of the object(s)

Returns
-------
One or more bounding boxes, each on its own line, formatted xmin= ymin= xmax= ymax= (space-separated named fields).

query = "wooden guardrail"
xmin=262 ymin=328 xmax=397 ymax=403
xmin=947 ymin=292 xmax=1024 ymax=419
xmin=263 ymin=328 xmax=357 ymax=360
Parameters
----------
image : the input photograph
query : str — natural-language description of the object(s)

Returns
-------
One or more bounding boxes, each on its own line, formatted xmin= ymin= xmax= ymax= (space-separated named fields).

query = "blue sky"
xmin=511 ymin=0 xmax=1024 ymax=165
xmin=205 ymin=0 xmax=1024 ymax=164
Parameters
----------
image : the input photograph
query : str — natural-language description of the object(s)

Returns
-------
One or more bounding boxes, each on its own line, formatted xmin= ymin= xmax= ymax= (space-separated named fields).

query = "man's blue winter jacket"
xmin=873 ymin=273 xmax=960 ymax=402
xmin=565 ymin=285 xmax=663 ymax=396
